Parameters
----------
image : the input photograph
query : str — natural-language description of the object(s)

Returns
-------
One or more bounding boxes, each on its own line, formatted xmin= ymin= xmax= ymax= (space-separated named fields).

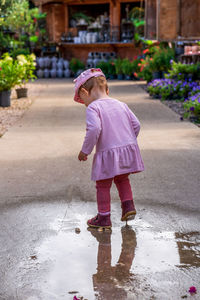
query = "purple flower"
xmin=188 ymin=286 xmax=197 ymax=294
xmin=190 ymin=106 xmax=195 ymax=111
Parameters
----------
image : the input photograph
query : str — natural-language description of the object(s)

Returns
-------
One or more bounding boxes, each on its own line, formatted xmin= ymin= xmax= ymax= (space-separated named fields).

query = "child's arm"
xmin=124 ymin=104 xmax=140 ymax=137
xmin=80 ymin=106 xmax=101 ymax=157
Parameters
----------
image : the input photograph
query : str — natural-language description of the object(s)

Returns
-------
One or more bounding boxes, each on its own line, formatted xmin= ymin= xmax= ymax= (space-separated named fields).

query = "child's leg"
xmin=114 ymin=173 xmax=136 ymax=221
xmin=87 ymin=178 xmax=113 ymax=228
xmin=96 ymin=178 xmax=113 ymax=215
xmin=114 ymin=173 xmax=133 ymax=203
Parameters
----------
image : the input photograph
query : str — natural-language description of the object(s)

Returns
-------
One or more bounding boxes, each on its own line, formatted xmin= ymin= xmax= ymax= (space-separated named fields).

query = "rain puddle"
xmin=35 ymin=204 xmax=200 ymax=300
xmin=1 ymin=201 xmax=200 ymax=300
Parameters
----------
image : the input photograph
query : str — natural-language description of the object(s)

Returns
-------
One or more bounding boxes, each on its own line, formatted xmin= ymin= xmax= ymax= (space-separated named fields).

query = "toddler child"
xmin=73 ymin=68 xmax=144 ymax=229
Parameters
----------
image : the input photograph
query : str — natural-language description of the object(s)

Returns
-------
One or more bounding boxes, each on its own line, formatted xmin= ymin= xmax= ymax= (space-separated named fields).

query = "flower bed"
xmin=147 ymin=78 xmax=200 ymax=124
xmin=147 ymin=79 xmax=200 ymax=101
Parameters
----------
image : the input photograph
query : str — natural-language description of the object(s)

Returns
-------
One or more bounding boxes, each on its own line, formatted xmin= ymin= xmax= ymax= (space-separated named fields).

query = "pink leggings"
xmin=96 ymin=173 xmax=133 ymax=214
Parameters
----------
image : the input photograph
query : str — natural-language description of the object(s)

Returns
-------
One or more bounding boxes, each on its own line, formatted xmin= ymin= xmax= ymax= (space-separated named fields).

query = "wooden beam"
xmin=63 ymin=3 xmax=69 ymax=33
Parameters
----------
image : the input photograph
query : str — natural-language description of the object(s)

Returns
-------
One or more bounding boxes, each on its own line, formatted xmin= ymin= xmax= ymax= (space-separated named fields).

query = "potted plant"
xmin=121 ymin=58 xmax=134 ymax=80
xmin=69 ymin=58 xmax=85 ymax=77
xmin=107 ymin=60 xmax=116 ymax=79
xmin=114 ymin=58 xmax=123 ymax=80
xmin=96 ymin=61 xmax=109 ymax=78
xmin=0 ymin=53 xmax=18 ymax=107
xmin=15 ymin=53 xmax=36 ymax=98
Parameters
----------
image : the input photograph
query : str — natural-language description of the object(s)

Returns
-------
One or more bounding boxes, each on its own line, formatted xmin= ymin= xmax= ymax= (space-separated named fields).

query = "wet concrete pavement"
xmin=0 ymin=79 xmax=200 ymax=300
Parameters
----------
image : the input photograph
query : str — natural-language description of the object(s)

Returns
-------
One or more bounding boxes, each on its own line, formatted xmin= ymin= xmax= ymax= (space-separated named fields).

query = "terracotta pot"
xmin=192 ymin=45 xmax=199 ymax=54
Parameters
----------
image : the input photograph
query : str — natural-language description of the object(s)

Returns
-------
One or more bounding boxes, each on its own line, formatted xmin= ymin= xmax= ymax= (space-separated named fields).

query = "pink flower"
xmin=188 ymin=286 xmax=197 ymax=294
xmin=73 ymin=296 xmax=80 ymax=300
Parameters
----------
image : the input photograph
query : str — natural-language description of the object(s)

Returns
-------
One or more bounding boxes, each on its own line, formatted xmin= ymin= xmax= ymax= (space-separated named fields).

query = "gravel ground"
xmin=0 ymin=95 xmax=33 ymax=137
xmin=0 ymin=82 xmax=42 ymax=137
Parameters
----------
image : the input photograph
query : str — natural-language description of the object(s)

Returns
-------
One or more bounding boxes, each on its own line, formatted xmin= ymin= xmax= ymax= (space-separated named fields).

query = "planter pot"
xmin=44 ymin=57 xmax=51 ymax=68
xmin=16 ymin=88 xmax=28 ymax=98
xmin=175 ymin=47 xmax=184 ymax=56
xmin=63 ymin=60 xmax=69 ymax=69
xmin=117 ymin=74 xmax=124 ymax=80
xmin=0 ymin=90 xmax=11 ymax=107
xmin=57 ymin=69 xmax=63 ymax=78
xmin=38 ymin=57 xmax=45 ymax=69
xmin=125 ymin=75 xmax=131 ymax=80
xmin=109 ymin=74 xmax=115 ymax=80
xmin=44 ymin=68 xmax=50 ymax=78
xmin=36 ymin=69 xmax=44 ymax=78
xmin=57 ymin=61 xmax=63 ymax=70
xmin=152 ymin=71 xmax=161 ymax=80
xmin=64 ymin=69 xmax=71 ymax=78
xmin=50 ymin=69 xmax=57 ymax=78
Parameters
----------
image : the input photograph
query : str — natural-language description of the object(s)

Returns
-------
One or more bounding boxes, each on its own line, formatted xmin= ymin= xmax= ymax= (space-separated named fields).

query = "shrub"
xmin=16 ymin=54 xmax=36 ymax=88
xmin=96 ymin=61 xmax=109 ymax=77
xmin=114 ymin=58 xmax=123 ymax=75
xmin=107 ymin=60 xmax=115 ymax=76
xmin=167 ymin=61 xmax=200 ymax=81
xmin=0 ymin=54 xmax=20 ymax=91
xmin=121 ymin=59 xmax=134 ymax=76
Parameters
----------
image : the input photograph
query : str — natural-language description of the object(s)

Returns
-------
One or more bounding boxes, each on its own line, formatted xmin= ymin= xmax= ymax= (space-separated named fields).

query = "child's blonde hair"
xmin=79 ymin=76 xmax=108 ymax=96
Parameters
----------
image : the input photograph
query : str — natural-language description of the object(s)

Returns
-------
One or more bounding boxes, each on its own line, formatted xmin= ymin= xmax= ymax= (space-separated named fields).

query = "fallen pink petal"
xmin=188 ymin=286 xmax=197 ymax=294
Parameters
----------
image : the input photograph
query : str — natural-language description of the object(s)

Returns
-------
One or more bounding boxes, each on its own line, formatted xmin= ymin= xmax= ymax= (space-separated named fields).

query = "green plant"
xmin=96 ymin=61 xmax=109 ymax=77
xmin=121 ymin=59 xmax=133 ymax=76
xmin=0 ymin=53 xmax=20 ymax=91
xmin=114 ymin=58 xmax=123 ymax=75
xmin=107 ymin=60 xmax=115 ymax=76
xmin=0 ymin=0 xmax=47 ymax=52
xmin=10 ymin=47 xmax=30 ymax=58
xmin=72 ymin=12 xmax=94 ymax=24
xmin=16 ymin=54 xmax=36 ymax=88
xmin=69 ymin=58 xmax=85 ymax=75
xmin=183 ymin=93 xmax=200 ymax=122
xmin=167 ymin=61 xmax=200 ymax=80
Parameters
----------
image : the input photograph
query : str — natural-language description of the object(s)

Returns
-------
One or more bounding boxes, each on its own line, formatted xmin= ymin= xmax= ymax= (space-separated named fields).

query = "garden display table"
xmin=59 ymin=42 xmax=141 ymax=62
xmin=180 ymin=54 xmax=200 ymax=64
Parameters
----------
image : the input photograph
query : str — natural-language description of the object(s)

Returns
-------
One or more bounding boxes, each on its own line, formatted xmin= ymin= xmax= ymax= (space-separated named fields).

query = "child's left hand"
xmin=78 ymin=151 xmax=88 ymax=161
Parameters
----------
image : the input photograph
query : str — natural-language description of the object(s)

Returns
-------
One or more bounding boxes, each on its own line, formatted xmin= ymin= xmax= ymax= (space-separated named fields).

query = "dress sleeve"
xmin=124 ymin=104 xmax=141 ymax=137
xmin=81 ymin=106 xmax=102 ymax=155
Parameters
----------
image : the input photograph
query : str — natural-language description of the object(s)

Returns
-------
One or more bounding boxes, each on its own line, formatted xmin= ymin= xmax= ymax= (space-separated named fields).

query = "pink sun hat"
xmin=73 ymin=68 xmax=106 ymax=104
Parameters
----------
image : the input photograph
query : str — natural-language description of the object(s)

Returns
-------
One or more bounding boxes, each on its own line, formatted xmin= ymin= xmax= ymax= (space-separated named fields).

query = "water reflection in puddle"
xmin=35 ymin=207 xmax=200 ymax=300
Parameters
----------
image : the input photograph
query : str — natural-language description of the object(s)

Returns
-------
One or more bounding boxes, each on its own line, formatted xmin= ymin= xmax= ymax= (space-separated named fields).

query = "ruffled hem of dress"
xmin=91 ymin=143 xmax=144 ymax=181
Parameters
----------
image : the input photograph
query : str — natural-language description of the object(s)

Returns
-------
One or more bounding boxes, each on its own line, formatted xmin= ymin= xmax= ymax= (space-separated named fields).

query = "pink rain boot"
xmin=121 ymin=200 xmax=136 ymax=221
xmin=87 ymin=214 xmax=112 ymax=229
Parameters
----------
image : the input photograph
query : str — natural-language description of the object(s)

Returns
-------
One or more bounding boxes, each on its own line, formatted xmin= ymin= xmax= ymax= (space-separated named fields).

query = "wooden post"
xmin=110 ymin=0 xmax=121 ymax=41
xmin=64 ymin=3 xmax=69 ymax=33
xmin=177 ymin=0 xmax=181 ymax=37
xmin=52 ymin=5 xmax=56 ymax=41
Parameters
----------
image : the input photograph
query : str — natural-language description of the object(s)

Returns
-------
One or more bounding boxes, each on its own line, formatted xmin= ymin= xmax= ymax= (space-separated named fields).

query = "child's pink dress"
xmin=81 ymin=97 xmax=144 ymax=181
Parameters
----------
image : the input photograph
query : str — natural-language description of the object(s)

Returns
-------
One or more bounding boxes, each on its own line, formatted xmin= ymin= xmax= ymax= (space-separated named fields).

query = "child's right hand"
xmin=78 ymin=151 xmax=88 ymax=161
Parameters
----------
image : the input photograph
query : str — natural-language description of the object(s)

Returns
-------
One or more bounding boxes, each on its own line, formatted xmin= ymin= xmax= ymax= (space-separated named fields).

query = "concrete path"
xmin=0 ymin=79 xmax=200 ymax=300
